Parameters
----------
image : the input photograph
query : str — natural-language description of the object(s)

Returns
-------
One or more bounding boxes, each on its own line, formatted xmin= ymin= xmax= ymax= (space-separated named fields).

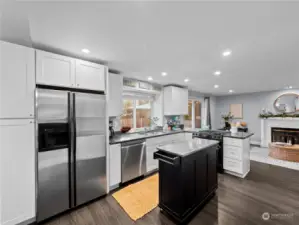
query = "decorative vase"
xmin=225 ymin=121 xmax=231 ymax=129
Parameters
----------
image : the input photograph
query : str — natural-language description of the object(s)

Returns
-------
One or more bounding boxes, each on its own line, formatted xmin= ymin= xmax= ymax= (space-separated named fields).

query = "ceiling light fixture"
xmin=229 ymin=89 xmax=234 ymax=93
xmin=184 ymin=78 xmax=189 ymax=82
xmin=81 ymin=48 xmax=90 ymax=54
xmin=214 ymin=71 xmax=221 ymax=76
xmin=161 ymin=72 xmax=167 ymax=76
xmin=148 ymin=76 xmax=153 ymax=81
xmin=214 ymin=84 xmax=219 ymax=88
xmin=222 ymin=49 xmax=232 ymax=57
xmin=288 ymin=86 xmax=293 ymax=89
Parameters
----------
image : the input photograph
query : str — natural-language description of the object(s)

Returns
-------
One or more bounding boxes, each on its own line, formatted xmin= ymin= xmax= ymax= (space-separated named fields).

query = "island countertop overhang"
xmin=156 ymin=139 xmax=219 ymax=157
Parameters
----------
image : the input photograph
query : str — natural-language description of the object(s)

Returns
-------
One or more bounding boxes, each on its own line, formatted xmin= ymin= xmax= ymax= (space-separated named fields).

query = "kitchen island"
xmin=154 ymin=139 xmax=219 ymax=224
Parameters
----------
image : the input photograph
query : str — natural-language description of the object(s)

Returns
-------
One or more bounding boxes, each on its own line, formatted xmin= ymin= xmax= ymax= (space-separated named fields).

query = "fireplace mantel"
xmin=261 ymin=117 xmax=299 ymax=147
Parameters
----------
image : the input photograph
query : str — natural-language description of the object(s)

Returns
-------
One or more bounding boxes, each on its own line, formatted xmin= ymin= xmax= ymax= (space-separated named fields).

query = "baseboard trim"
xmin=224 ymin=169 xmax=250 ymax=179
xmin=250 ymin=140 xmax=261 ymax=146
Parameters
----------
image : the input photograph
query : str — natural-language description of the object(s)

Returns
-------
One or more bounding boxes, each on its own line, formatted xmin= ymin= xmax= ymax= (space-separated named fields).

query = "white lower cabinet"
xmin=109 ymin=144 xmax=121 ymax=189
xmin=0 ymin=119 xmax=35 ymax=225
xmin=223 ymin=137 xmax=250 ymax=178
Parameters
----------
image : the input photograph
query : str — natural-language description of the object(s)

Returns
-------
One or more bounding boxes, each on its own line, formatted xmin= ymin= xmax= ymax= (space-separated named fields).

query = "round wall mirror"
xmin=274 ymin=93 xmax=299 ymax=113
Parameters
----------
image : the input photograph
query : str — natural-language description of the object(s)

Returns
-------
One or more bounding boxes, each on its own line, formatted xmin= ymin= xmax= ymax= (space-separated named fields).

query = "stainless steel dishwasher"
xmin=121 ymin=139 xmax=146 ymax=183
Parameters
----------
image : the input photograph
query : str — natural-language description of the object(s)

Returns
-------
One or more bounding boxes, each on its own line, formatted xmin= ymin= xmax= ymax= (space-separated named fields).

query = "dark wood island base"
xmin=154 ymin=140 xmax=219 ymax=224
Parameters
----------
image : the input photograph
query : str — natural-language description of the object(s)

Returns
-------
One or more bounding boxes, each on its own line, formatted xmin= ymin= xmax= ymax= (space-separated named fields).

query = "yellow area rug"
xmin=112 ymin=174 xmax=159 ymax=221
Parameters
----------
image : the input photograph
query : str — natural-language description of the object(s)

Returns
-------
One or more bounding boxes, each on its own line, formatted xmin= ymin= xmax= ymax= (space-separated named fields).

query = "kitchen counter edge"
xmin=109 ymin=130 xmax=196 ymax=145
xmin=223 ymin=132 xmax=254 ymax=139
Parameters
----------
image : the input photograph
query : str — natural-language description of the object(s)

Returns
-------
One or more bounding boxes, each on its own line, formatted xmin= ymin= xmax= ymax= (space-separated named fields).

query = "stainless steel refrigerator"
xmin=36 ymin=88 xmax=107 ymax=222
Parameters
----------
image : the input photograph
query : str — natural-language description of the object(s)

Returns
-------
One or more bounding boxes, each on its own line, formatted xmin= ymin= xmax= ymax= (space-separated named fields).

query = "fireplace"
xmin=271 ymin=127 xmax=299 ymax=145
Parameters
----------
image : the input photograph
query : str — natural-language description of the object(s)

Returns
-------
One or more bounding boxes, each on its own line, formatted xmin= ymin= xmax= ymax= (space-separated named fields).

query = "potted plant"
xmin=222 ymin=112 xmax=234 ymax=129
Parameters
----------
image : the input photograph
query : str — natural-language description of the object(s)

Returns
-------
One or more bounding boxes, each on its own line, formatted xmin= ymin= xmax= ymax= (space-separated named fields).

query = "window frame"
xmin=188 ymin=98 xmax=202 ymax=129
xmin=121 ymin=98 xmax=152 ymax=130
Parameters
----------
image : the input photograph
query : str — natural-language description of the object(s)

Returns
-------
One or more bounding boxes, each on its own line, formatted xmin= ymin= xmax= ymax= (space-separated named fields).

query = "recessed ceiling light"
xmin=214 ymin=84 xmax=219 ymax=88
xmin=222 ymin=49 xmax=232 ymax=57
xmin=214 ymin=71 xmax=221 ymax=76
xmin=289 ymin=86 xmax=293 ymax=89
xmin=161 ymin=72 xmax=167 ymax=76
xmin=148 ymin=76 xmax=153 ymax=81
xmin=81 ymin=48 xmax=90 ymax=54
xmin=229 ymin=89 xmax=234 ymax=93
xmin=184 ymin=78 xmax=189 ymax=82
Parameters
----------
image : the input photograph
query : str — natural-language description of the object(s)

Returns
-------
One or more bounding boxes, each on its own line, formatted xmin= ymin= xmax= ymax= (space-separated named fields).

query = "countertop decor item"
xmin=230 ymin=126 xmax=238 ymax=134
xmin=121 ymin=126 xmax=131 ymax=133
xmin=222 ymin=112 xmax=234 ymax=129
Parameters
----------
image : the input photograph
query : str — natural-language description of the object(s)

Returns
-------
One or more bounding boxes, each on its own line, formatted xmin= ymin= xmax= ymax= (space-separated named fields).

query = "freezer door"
xmin=37 ymin=148 xmax=70 ymax=222
xmin=73 ymin=92 xmax=107 ymax=206
xmin=36 ymin=88 xmax=68 ymax=123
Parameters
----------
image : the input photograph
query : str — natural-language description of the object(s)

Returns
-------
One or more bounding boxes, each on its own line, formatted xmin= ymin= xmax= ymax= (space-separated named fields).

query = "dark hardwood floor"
xmin=44 ymin=161 xmax=299 ymax=225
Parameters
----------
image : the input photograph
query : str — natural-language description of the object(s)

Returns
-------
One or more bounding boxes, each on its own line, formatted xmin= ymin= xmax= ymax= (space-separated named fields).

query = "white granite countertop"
xmin=157 ymin=139 xmax=219 ymax=157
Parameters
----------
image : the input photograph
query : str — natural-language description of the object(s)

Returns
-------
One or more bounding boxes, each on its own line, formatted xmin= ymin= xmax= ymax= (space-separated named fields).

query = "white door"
xmin=75 ymin=60 xmax=106 ymax=91
xmin=0 ymin=41 xmax=35 ymax=119
xmin=108 ymin=73 xmax=123 ymax=117
xmin=109 ymin=144 xmax=121 ymax=188
xmin=36 ymin=50 xmax=75 ymax=87
xmin=0 ymin=119 xmax=35 ymax=225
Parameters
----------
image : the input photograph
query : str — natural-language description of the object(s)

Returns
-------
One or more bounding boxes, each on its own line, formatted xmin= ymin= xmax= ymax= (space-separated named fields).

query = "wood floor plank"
xmin=43 ymin=161 xmax=299 ymax=225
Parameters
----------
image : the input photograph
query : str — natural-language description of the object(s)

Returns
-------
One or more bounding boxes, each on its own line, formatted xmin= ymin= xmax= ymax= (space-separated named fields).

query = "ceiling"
xmin=1 ymin=1 xmax=299 ymax=96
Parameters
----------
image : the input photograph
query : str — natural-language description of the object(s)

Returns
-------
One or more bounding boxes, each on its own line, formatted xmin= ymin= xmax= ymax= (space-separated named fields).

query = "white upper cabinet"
xmin=164 ymin=86 xmax=188 ymax=115
xmin=36 ymin=50 xmax=75 ymax=87
xmin=0 ymin=41 xmax=35 ymax=119
xmin=108 ymin=73 xmax=123 ymax=117
xmin=75 ymin=60 xmax=106 ymax=91
xmin=36 ymin=50 xmax=106 ymax=91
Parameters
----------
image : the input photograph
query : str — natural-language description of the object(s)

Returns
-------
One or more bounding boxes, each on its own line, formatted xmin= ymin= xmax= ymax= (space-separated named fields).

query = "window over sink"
xmin=121 ymin=99 xmax=152 ymax=130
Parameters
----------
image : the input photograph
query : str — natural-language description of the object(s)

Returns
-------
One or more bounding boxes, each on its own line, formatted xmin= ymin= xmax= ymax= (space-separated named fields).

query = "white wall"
xmin=215 ymin=89 xmax=299 ymax=143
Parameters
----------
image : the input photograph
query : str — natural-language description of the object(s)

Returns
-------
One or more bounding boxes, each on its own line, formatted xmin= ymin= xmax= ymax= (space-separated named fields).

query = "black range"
xmin=192 ymin=130 xmax=227 ymax=173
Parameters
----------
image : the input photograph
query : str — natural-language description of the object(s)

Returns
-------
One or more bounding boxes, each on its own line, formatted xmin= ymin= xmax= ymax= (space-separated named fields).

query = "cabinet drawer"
xmin=224 ymin=145 xmax=242 ymax=160
xmin=223 ymin=137 xmax=242 ymax=147
xmin=223 ymin=157 xmax=242 ymax=174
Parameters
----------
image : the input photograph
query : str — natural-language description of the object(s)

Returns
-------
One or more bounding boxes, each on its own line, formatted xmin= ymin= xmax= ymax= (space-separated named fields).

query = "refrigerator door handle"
xmin=67 ymin=92 xmax=72 ymax=208
xmin=72 ymin=92 xmax=77 ymax=206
